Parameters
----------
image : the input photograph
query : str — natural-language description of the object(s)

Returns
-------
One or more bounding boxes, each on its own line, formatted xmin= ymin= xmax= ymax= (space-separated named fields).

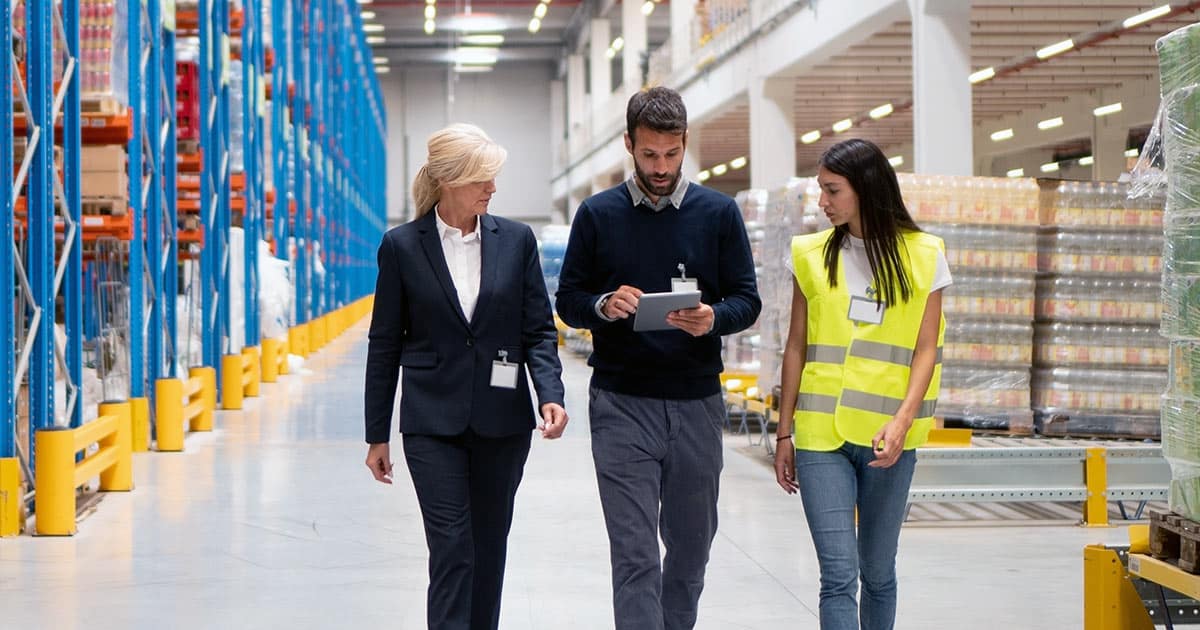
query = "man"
xmin=555 ymin=86 xmax=761 ymax=630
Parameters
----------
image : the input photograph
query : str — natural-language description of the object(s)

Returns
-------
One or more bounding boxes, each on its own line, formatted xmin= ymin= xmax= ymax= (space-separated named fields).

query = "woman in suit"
xmin=363 ymin=123 xmax=568 ymax=630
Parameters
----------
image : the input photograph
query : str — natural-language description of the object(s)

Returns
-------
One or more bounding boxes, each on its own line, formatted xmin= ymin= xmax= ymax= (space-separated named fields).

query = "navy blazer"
xmin=364 ymin=211 xmax=565 ymax=442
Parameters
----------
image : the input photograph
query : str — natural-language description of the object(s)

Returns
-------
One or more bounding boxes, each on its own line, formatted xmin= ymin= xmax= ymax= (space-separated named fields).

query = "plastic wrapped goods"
xmin=1037 ymin=231 xmax=1162 ymax=275
xmin=1034 ymin=322 xmax=1168 ymax=368
xmin=943 ymin=272 xmax=1035 ymax=321
xmin=1035 ymin=275 xmax=1161 ymax=324
xmin=1032 ymin=367 xmax=1167 ymax=415
xmin=1162 ymin=274 xmax=1200 ymax=339
xmin=1171 ymin=341 xmax=1200 ymax=398
xmin=943 ymin=321 xmax=1032 ymax=366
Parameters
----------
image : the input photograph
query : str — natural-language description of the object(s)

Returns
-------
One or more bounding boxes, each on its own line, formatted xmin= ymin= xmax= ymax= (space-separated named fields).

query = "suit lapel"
xmin=470 ymin=214 xmax=501 ymax=330
xmin=417 ymin=211 xmax=470 ymax=329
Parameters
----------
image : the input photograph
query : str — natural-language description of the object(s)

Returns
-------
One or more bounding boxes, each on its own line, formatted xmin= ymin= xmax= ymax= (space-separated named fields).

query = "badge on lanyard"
xmin=490 ymin=350 xmax=519 ymax=389
xmin=672 ymin=262 xmax=698 ymax=293
xmin=848 ymin=295 xmax=885 ymax=325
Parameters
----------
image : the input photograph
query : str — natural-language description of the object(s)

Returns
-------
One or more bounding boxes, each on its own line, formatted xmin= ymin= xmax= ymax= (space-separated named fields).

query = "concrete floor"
xmin=0 ymin=320 xmax=1138 ymax=629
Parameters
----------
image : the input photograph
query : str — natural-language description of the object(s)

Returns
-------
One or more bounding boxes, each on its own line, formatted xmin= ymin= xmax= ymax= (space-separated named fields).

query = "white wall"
xmin=379 ymin=63 xmax=557 ymax=226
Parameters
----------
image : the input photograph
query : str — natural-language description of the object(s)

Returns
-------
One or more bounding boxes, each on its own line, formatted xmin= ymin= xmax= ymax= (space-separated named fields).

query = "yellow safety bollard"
xmin=189 ymin=366 xmax=216 ymax=431
xmin=222 ymin=354 xmax=245 ymax=410
xmin=243 ymin=347 xmax=261 ymax=397
xmin=0 ymin=457 xmax=22 ymax=537
xmin=155 ymin=378 xmax=185 ymax=452
xmin=261 ymin=338 xmax=280 ymax=383
xmin=130 ymin=397 xmax=150 ymax=453
xmin=34 ymin=427 xmax=78 ymax=536
xmin=289 ymin=323 xmax=308 ymax=358
xmin=312 ymin=317 xmax=325 ymax=351
xmin=99 ymin=401 xmax=134 ymax=492
xmin=1085 ymin=447 xmax=1110 ymax=527
xmin=278 ymin=337 xmax=290 ymax=376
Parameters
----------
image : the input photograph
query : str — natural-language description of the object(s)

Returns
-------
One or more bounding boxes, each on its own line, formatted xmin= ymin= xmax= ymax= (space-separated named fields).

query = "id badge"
xmin=490 ymin=350 xmax=519 ymax=389
xmin=672 ymin=262 xmax=697 ymax=293
xmin=848 ymin=295 xmax=885 ymax=325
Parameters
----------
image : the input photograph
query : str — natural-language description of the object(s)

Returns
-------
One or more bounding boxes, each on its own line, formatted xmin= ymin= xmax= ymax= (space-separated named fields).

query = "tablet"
xmin=632 ymin=291 xmax=702 ymax=332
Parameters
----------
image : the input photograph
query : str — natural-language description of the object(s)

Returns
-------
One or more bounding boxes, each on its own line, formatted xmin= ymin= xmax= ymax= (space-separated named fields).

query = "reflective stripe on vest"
xmin=819 ymin=340 xmax=944 ymax=367
xmin=840 ymin=389 xmax=938 ymax=419
xmin=806 ymin=344 xmax=846 ymax=364
xmin=797 ymin=392 xmax=839 ymax=415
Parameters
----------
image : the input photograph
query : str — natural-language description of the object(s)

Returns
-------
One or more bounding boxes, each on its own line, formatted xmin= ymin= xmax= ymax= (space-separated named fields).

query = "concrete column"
xmin=670 ymin=0 xmax=696 ymax=74
xmin=566 ymin=54 xmax=587 ymax=157
xmin=909 ymin=0 xmax=972 ymax=175
xmin=590 ymin=20 xmax=612 ymax=119
xmin=1093 ymin=113 xmax=1127 ymax=182
xmin=550 ymin=79 xmax=566 ymax=172
xmin=749 ymin=77 xmax=796 ymax=189
xmin=622 ymin=0 xmax=648 ymax=98
xmin=683 ymin=125 xmax=702 ymax=180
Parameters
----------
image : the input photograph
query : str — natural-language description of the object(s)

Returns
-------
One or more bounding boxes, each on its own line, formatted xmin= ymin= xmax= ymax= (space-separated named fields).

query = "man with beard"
xmin=555 ymin=86 xmax=761 ymax=630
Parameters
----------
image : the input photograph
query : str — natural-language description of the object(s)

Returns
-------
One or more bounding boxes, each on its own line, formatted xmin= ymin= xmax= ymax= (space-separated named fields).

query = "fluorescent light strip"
xmin=423 ymin=20 xmax=434 ymax=34
xmin=364 ymin=23 xmax=385 ymax=32
xmin=641 ymin=1 xmax=654 ymax=15
xmin=372 ymin=56 xmax=387 ymax=64
xmin=1125 ymin=148 xmax=1140 ymax=158
xmin=990 ymin=128 xmax=1014 ymax=142
xmin=696 ymin=170 xmax=711 ymax=182
xmin=368 ymin=35 xmax=386 ymax=43
xmin=1040 ymin=162 xmax=1060 ymax=173
xmin=711 ymin=163 xmax=728 ymax=176
xmin=969 ymin=67 xmax=995 ymax=84
xmin=1006 ymin=168 xmax=1024 ymax=178
xmin=888 ymin=155 xmax=904 ymax=167
xmin=1093 ymin=102 xmax=1123 ymax=117
xmin=360 ymin=10 xmax=376 ymax=19
xmin=869 ymin=103 xmax=893 ymax=120
xmin=801 ymin=130 xmax=821 ymax=144
xmin=1078 ymin=155 xmax=1094 ymax=166
xmin=534 ymin=2 xmax=547 ymax=18
xmin=832 ymin=118 xmax=852 ymax=133
xmin=1123 ymin=5 xmax=1171 ymax=29
xmin=1037 ymin=116 xmax=1064 ymax=130
xmin=462 ymin=34 xmax=504 ymax=45
xmin=1037 ymin=38 xmax=1075 ymax=60
xmin=730 ymin=156 xmax=747 ymax=170
xmin=612 ymin=36 xmax=624 ymax=51
xmin=528 ymin=17 xmax=541 ymax=33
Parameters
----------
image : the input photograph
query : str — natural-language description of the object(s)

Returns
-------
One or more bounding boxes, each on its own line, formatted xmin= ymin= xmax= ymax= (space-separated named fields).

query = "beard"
xmin=634 ymin=162 xmax=682 ymax=198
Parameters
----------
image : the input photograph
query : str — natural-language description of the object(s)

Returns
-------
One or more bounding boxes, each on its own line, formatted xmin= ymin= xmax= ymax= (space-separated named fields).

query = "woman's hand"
xmin=869 ymin=417 xmax=913 ymax=468
xmin=774 ymin=441 xmax=798 ymax=494
xmin=539 ymin=403 xmax=569 ymax=439
xmin=365 ymin=442 xmax=393 ymax=484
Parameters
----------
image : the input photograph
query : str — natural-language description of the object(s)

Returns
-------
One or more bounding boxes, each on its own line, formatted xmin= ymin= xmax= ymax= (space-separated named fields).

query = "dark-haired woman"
xmin=772 ymin=138 xmax=951 ymax=630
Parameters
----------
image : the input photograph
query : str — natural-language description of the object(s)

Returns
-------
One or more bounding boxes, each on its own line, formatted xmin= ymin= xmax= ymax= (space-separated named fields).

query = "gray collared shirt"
xmin=625 ymin=174 xmax=689 ymax=212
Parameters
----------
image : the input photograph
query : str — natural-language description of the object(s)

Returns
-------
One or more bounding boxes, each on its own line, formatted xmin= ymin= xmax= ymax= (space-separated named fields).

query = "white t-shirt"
xmin=787 ymin=234 xmax=952 ymax=302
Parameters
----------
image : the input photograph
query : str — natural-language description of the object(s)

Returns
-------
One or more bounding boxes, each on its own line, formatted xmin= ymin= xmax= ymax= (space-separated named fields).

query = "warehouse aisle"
xmin=1 ymin=320 xmax=1132 ymax=629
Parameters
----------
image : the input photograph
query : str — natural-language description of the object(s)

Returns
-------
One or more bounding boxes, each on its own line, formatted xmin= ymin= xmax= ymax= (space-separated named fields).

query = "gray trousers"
xmin=589 ymin=386 xmax=725 ymax=630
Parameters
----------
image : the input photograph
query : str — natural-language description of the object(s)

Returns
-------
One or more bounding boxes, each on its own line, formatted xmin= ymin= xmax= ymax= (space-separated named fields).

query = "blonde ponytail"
xmin=412 ymin=164 xmax=440 ymax=218
xmin=410 ymin=123 xmax=507 ymax=221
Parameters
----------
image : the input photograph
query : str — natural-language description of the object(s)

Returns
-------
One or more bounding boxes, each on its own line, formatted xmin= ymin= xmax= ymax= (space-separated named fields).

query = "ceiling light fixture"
xmin=612 ymin=36 xmax=624 ymax=51
xmin=711 ymin=163 xmax=728 ymax=176
xmin=368 ymin=35 xmax=387 ymax=43
xmin=1093 ymin=102 xmax=1123 ymax=117
xmin=990 ymin=128 xmax=1014 ymax=142
xmin=801 ymin=130 xmax=821 ymax=144
xmin=697 ymin=170 xmax=711 ymax=182
xmin=1125 ymin=148 xmax=1140 ymax=157
xmin=869 ymin=103 xmax=893 ymax=120
xmin=452 ymin=47 xmax=499 ymax=65
xmin=968 ymin=67 xmax=995 ymax=84
xmin=1036 ymin=38 xmax=1075 ymax=60
xmin=423 ymin=19 xmax=434 ymax=34
xmin=1078 ymin=155 xmax=1094 ymax=166
xmin=730 ymin=156 xmax=747 ymax=170
xmin=356 ymin=0 xmax=372 ymax=4
xmin=360 ymin=10 xmax=375 ymax=19
xmin=605 ymin=47 xmax=616 ymax=59
xmin=641 ymin=1 xmax=654 ymax=15
xmin=462 ymin=34 xmax=504 ymax=45
xmin=832 ymin=118 xmax=852 ymax=133
xmin=1037 ymin=116 xmax=1064 ymax=130
xmin=888 ymin=155 xmax=904 ymax=167
xmin=455 ymin=64 xmax=494 ymax=74
xmin=1006 ymin=168 xmax=1024 ymax=178
xmin=1123 ymin=5 xmax=1172 ymax=29
xmin=363 ymin=23 xmax=385 ymax=32
xmin=372 ymin=56 xmax=387 ymax=64
xmin=534 ymin=2 xmax=547 ymax=18
xmin=375 ymin=66 xmax=390 ymax=73
xmin=1040 ymin=162 xmax=1060 ymax=173
xmin=424 ymin=5 xmax=436 ymax=18
xmin=528 ymin=17 xmax=541 ymax=33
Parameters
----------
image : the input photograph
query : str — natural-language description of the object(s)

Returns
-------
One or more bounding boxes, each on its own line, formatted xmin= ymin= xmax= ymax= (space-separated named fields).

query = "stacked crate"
xmin=899 ymin=174 xmax=1042 ymax=433
xmin=1032 ymin=181 xmax=1167 ymax=438
xmin=1156 ymin=23 xmax=1200 ymax=520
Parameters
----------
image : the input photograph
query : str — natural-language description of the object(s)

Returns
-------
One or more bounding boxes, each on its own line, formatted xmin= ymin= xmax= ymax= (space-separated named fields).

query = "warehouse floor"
xmin=0 ymin=320 xmax=1137 ymax=629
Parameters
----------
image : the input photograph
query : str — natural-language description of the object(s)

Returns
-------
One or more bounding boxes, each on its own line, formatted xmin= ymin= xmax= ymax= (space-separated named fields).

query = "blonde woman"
xmin=363 ymin=123 xmax=568 ymax=630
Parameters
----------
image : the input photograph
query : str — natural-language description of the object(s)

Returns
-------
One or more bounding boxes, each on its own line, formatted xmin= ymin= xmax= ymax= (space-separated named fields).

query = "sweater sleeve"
xmin=710 ymin=200 xmax=762 ymax=336
xmin=554 ymin=203 xmax=610 ymax=330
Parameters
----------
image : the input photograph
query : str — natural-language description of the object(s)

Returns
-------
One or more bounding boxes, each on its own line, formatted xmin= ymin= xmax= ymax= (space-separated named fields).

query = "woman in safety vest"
xmin=773 ymin=138 xmax=951 ymax=630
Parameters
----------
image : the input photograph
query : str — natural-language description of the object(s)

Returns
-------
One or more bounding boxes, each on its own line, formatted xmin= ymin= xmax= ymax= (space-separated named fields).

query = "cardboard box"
xmin=81 ymin=169 xmax=128 ymax=198
xmin=80 ymin=145 xmax=127 ymax=173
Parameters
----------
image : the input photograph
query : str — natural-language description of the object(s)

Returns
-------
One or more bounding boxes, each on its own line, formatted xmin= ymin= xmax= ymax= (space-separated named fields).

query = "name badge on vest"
xmin=848 ymin=295 xmax=885 ymax=325
xmin=490 ymin=350 xmax=519 ymax=389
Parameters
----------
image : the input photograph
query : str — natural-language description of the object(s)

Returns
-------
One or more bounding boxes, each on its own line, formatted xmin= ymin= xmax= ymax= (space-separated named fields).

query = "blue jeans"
xmin=795 ymin=444 xmax=917 ymax=630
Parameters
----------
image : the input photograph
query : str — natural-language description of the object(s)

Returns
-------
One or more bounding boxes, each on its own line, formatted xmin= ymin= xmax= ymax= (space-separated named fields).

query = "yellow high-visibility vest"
xmin=790 ymin=228 xmax=946 ymax=452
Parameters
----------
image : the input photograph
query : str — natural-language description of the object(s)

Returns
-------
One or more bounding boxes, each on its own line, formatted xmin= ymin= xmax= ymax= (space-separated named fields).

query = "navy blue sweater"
xmin=556 ymin=182 xmax=762 ymax=399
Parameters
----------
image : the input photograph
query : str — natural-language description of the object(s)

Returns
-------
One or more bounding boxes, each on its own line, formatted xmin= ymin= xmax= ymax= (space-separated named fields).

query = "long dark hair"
xmin=819 ymin=138 xmax=922 ymax=305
